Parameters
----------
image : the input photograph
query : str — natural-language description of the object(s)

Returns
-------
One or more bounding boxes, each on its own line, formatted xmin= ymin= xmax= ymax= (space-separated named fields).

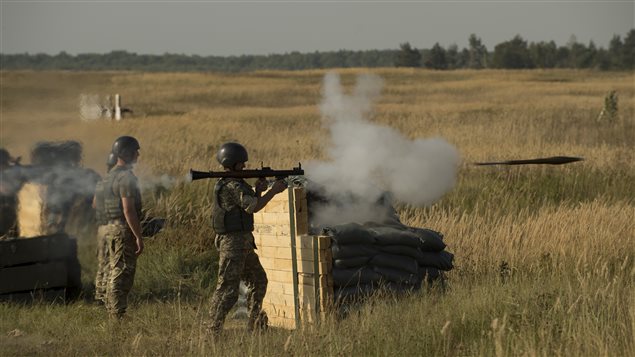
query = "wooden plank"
xmin=256 ymin=246 xmax=328 ymax=261
xmin=274 ymin=258 xmax=330 ymax=274
xmin=259 ymin=256 xmax=330 ymax=274
xmin=292 ymin=188 xmax=306 ymax=200
xmin=255 ymin=234 xmax=290 ymax=248
xmin=16 ymin=183 xmax=47 ymax=238
xmin=255 ymin=212 xmax=290 ymax=225
xmin=266 ymin=281 xmax=330 ymax=299
xmin=263 ymin=200 xmax=289 ymax=213
xmin=317 ymin=235 xmax=332 ymax=250
xmin=254 ymin=223 xmax=291 ymax=236
xmin=0 ymin=234 xmax=72 ymax=268
xmin=0 ymin=261 xmax=68 ymax=294
xmin=256 ymin=234 xmax=327 ymax=250
xmin=293 ymin=197 xmax=308 ymax=215
xmin=263 ymin=301 xmax=296 ymax=319
xmin=265 ymin=291 xmax=317 ymax=308
xmin=295 ymin=214 xmax=308 ymax=236
xmin=265 ymin=271 xmax=324 ymax=288
xmin=264 ymin=291 xmax=297 ymax=306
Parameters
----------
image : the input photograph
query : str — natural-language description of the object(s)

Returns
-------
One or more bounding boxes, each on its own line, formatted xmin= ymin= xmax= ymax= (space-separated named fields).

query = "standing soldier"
xmin=93 ymin=152 xmax=117 ymax=304
xmin=103 ymin=136 xmax=144 ymax=319
xmin=208 ymin=142 xmax=287 ymax=337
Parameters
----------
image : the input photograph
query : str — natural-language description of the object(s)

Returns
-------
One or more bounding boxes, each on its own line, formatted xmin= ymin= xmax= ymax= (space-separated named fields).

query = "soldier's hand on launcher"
xmin=255 ymin=177 xmax=268 ymax=193
xmin=270 ymin=179 xmax=287 ymax=194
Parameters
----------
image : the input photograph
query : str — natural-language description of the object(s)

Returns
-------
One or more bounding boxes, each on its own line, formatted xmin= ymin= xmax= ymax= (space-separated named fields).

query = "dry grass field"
xmin=1 ymin=69 xmax=634 ymax=356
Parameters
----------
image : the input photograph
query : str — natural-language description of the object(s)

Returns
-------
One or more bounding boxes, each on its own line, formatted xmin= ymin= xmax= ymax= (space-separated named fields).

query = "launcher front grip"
xmin=188 ymin=164 xmax=304 ymax=181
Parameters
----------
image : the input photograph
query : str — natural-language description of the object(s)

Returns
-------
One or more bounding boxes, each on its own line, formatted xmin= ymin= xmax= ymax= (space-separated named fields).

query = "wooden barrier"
xmin=17 ymin=183 xmax=47 ymax=238
xmin=254 ymin=187 xmax=333 ymax=329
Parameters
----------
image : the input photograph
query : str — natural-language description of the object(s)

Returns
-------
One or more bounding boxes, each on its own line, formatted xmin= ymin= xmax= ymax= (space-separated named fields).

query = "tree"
xmin=445 ymin=44 xmax=462 ymax=69
xmin=492 ymin=35 xmax=533 ymax=69
xmin=529 ymin=41 xmax=558 ymax=68
xmin=468 ymin=34 xmax=488 ymax=69
xmin=608 ymin=35 xmax=623 ymax=69
xmin=621 ymin=29 xmax=635 ymax=69
xmin=395 ymin=42 xmax=421 ymax=67
xmin=424 ymin=43 xmax=448 ymax=69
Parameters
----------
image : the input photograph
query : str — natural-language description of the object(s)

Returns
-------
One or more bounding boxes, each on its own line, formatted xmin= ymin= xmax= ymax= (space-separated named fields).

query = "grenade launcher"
xmin=188 ymin=164 xmax=304 ymax=182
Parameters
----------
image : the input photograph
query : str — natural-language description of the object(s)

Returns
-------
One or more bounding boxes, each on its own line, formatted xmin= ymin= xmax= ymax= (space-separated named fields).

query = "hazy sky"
xmin=1 ymin=1 xmax=633 ymax=56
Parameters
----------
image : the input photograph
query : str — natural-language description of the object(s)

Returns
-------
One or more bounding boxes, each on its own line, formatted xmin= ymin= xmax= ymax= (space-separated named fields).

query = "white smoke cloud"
xmin=139 ymin=173 xmax=183 ymax=192
xmin=305 ymin=73 xmax=460 ymax=227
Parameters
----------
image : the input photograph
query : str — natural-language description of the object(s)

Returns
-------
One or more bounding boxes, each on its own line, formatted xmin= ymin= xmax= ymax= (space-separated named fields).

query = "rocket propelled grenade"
xmin=474 ymin=156 xmax=584 ymax=166
xmin=188 ymin=164 xmax=304 ymax=182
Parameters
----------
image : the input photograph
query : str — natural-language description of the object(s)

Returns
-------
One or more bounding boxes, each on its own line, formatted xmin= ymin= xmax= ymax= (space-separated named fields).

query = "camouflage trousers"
xmin=209 ymin=232 xmax=268 ymax=334
xmin=104 ymin=222 xmax=137 ymax=318
xmin=94 ymin=225 xmax=110 ymax=302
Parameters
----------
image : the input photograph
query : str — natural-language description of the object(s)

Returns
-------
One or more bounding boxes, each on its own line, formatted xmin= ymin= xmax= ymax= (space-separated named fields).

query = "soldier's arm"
xmin=252 ymin=180 xmax=287 ymax=213
xmin=122 ymin=197 xmax=144 ymax=256
xmin=119 ymin=173 xmax=144 ymax=256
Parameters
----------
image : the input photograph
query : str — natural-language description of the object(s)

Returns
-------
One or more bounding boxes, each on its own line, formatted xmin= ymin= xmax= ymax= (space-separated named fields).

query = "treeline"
xmin=1 ymin=31 xmax=633 ymax=72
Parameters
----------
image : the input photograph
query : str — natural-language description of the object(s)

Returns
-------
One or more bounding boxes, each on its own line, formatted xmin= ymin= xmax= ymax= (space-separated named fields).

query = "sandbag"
xmin=370 ymin=253 xmax=419 ymax=274
xmin=409 ymin=228 xmax=446 ymax=252
xmin=369 ymin=226 xmax=421 ymax=247
xmin=332 ymin=267 xmax=381 ymax=287
xmin=333 ymin=256 xmax=372 ymax=269
xmin=419 ymin=251 xmax=454 ymax=271
xmin=331 ymin=243 xmax=378 ymax=259
xmin=323 ymin=222 xmax=376 ymax=245
xmin=379 ymin=245 xmax=425 ymax=263
xmin=373 ymin=266 xmax=420 ymax=285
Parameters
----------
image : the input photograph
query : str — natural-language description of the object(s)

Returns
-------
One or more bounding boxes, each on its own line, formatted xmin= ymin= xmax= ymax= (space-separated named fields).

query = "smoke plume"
xmin=305 ymin=73 xmax=460 ymax=227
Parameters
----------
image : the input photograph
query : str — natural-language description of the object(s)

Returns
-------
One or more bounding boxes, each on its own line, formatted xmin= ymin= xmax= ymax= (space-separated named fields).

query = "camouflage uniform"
xmin=103 ymin=165 xmax=142 ymax=318
xmin=208 ymin=178 xmax=268 ymax=334
xmin=93 ymin=180 xmax=109 ymax=302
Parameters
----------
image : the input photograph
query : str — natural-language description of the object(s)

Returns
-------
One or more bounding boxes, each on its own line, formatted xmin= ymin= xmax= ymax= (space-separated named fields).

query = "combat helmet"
xmin=216 ymin=142 xmax=248 ymax=169
xmin=111 ymin=136 xmax=140 ymax=163
xmin=106 ymin=152 xmax=117 ymax=171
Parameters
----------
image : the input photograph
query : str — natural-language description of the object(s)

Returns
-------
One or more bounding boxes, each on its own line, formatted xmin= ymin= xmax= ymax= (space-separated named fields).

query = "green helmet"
xmin=111 ymin=136 xmax=140 ymax=163
xmin=216 ymin=142 xmax=248 ymax=168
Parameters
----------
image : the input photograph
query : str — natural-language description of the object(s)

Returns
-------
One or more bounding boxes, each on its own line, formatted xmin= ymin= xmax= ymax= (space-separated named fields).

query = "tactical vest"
xmin=93 ymin=180 xmax=107 ymax=226
xmin=212 ymin=178 xmax=254 ymax=234
xmin=103 ymin=166 xmax=142 ymax=221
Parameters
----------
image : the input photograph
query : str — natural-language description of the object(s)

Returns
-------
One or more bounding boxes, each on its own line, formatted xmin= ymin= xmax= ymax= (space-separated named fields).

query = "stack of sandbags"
xmin=325 ymin=222 xmax=453 ymax=303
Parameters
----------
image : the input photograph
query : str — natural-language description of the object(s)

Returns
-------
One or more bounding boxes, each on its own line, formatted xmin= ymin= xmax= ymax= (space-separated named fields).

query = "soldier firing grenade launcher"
xmin=188 ymin=163 xmax=305 ymax=184
xmin=474 ymin=156 xmax=584 ymax=166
